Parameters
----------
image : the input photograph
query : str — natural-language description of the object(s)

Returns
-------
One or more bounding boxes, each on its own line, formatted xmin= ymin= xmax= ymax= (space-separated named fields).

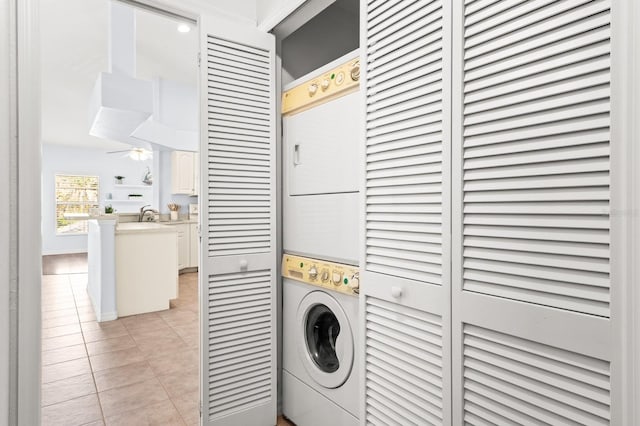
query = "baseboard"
xmin=96 ymin=311 xmax=118 ymax=322
xmin=179 ymin=267 xmax=198 ymax=274
xmin=42 ymin=249 xmax=87 ymax=256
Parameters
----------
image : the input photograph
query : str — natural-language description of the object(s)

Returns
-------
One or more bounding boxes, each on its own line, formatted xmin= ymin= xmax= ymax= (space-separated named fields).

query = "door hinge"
xmin=199 ymin=401 xmax=203 ymax=417
xmin=197 ymin=52 xmax=201 ymax=68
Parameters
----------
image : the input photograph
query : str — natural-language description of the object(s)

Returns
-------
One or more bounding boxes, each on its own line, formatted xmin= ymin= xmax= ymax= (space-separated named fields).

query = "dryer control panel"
xmin=282 ymin=254 xmax=360 ymax=296
xmin=282 ymin=56 xmax=360 ymax=116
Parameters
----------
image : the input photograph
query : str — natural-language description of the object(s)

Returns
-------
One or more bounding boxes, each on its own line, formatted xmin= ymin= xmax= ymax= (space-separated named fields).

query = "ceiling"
xmin=40 ymin=0 xmax=199 ymax=150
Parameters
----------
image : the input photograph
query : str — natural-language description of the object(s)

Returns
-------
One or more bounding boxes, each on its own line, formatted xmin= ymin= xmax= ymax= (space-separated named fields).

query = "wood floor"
xmin=42 ymin=253 xmax=88 ymax=275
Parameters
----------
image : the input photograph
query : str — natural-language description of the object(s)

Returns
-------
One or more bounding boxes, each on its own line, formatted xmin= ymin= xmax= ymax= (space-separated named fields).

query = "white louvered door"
xmin=199 ymin=16 xmax=277 ymax=426
xmin=452 ymin=0 xmax=619 ymax=424
xmin=360 ymin=0 xmax=452 ymax=424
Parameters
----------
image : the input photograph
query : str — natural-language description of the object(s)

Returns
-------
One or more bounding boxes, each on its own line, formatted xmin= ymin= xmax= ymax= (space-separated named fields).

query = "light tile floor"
xmin=41 ymin=270 xmax=200 ymax=426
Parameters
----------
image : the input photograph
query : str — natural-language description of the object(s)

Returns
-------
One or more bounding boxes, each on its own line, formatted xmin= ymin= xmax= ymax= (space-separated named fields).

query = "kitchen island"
xmin=115 ymin=222 xmax=178 ymax=317
xmin=88 ymin=218 xmax=178 ymax=321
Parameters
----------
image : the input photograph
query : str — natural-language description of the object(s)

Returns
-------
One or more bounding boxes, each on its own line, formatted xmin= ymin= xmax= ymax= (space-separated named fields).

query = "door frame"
xmin=6 ymin=0 xmax=640 ymax=425
xmin=8 ymin=0 xmax=200 ymax=423
xmin=610 ymin=0 xmax=640 ymax=422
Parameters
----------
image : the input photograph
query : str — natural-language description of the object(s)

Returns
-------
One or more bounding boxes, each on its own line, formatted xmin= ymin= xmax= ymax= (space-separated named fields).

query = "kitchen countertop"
xmin=159 ymin=219 xmax=198 ymax=225
xmin=115 ymin=222 xmax=178 ymax=234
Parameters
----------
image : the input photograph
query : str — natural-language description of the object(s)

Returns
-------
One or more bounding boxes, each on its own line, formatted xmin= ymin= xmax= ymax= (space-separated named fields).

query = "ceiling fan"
xmin=106 ymin=147 xmax=153 ymax=161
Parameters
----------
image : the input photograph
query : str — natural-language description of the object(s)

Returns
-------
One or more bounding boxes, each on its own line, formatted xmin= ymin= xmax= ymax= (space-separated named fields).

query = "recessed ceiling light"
xmin=177 ymin=24 xmax=191 ymax=33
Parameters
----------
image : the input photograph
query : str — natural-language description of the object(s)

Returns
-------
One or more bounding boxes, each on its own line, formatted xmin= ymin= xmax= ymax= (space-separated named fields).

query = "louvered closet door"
xmin=360 ymin=0 xmax=451 ymax=424
xmin=199 ymin=16 xmax=276 ymax=426
xmin=452 ymin=0 xmax=618 ymax=424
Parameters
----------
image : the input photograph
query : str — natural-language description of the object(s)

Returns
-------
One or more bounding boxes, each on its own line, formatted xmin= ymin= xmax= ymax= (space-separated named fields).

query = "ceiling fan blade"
xmin=106 ymin=149 xmax=131 ymax=154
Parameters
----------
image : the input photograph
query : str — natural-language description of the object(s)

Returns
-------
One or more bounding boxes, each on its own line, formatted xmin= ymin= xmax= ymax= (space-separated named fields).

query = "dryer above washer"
xmin=282 ymin=51 xmax=361 ymax=198
xmin=281 ymin=51 xmax=362 ymax=266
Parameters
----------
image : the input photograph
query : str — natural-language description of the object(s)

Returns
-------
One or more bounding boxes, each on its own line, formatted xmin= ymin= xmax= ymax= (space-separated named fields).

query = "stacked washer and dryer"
xmin=281 ymin=51 xmax=361 ymax=426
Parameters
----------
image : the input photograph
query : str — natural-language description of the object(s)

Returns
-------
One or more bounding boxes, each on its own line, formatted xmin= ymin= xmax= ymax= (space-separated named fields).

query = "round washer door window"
xmin=305 ymin=304 xmax=340 ymax=373
xmin=296 ymin=291 xmax=354 ymax=389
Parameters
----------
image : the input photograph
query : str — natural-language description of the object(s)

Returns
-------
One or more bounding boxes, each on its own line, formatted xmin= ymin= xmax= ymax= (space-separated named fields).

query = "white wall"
xmin=41 ymin=145 xmax=198 ymax=255
xmin=0 ymin=0 xmax=12 ymax=422
xmin=138 ymin=0 xmax=256 ymax=24
xmin=257 ymin=0 xmax=305 ymax=29
xmin=42 ymin=144 xmax=153 ymax=255
xmin=199 ymin=0 xmax=256 ymax=23
xmin=256 ymin=0 xmax=287 ymax=23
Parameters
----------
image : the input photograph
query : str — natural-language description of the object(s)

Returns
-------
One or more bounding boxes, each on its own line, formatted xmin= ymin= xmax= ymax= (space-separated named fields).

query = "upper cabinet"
xmin=171 ymin=150 xmax=199 ymax=196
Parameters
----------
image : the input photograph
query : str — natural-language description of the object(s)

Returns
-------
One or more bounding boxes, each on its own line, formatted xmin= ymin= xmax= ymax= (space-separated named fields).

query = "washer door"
xmin=296 ymin=291 xmax=354 ymax=389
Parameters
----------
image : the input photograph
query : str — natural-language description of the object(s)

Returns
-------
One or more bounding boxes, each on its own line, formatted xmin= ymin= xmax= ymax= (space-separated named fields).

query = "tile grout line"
xmin=154 ymin=368 xmax=190 ymax=426
xmin=131 ymin=293 xmax=195 ymax=425
xmin=41 ymin=274 xmax=102 ymax=422
xmin=41 ymin=277 xmax=94 ymax=410
xmin=71 ymin=275 xmax=107 ymax=425
xmin=42 ymin=267 xmax=199 ymax=425
xmin=150 ymin=280 xmax=199 ymax=425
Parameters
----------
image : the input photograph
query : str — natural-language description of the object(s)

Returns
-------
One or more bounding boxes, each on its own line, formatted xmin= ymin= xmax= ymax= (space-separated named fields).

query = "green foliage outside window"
xmin=55 ymin=174 xmax=99 ymax=235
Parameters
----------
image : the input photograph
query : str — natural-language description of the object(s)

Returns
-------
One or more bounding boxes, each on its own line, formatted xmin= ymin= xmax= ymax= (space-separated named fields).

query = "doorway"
xmin=39 ymin=1 xmax=200 ymax=423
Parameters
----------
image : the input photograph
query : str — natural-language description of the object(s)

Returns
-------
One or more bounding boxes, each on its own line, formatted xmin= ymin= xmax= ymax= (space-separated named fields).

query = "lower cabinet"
xmin=175 ymin=222 xmax=199 ymax=271
xmin=176 ymin=224 xmax=189 ymax=270
xmin=189 ymin=223 xmax=199 ymax=268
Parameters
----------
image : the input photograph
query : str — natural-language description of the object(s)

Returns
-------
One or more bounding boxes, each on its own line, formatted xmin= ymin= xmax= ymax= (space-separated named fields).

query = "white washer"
xmin=282 ymin=255 xmax=359 ymax=426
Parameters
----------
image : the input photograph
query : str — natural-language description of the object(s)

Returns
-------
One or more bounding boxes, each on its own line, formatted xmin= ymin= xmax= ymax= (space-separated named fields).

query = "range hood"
xmin=130 ymin=78 xmax=198 ymax=152
xmin=89 ymin=72 xmax=154 ymax=150
xmin=88 ymin=2 xmax=153 ymax=151
xmin=89 ymin=2 xmax=198 ymax=152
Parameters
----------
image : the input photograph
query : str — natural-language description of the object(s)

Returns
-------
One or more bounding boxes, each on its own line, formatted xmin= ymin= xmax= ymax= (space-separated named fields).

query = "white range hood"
xmin=89 ymin=71 xmax=153 ymax=150
xmin=130 ymin=78 xmax=198 ymax=152
xmin=89 ymin=2 xmax=153 ymax=149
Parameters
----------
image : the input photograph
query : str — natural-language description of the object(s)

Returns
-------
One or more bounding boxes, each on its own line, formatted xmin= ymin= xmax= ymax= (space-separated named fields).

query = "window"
xmin=55 ymin=174 xmax=99 ymax=235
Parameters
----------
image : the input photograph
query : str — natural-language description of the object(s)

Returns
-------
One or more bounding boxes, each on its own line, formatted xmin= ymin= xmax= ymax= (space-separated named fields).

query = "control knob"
xmin=308 ymin=83 xmax=318 ymax=96
xmin=350 ymin=63 xmax=360 ymax=81
xmin=321 ymin=78 xmax=330 ymax=91
xmin=320 ymin=270 xmax=330 ymax=283
xmin=332 ymin=271 xmax=342 ymax=286
xmin=350 ymin=272 xmax=360 ymax=291
xmin=308 ymin=266 xmax=318 ymax=280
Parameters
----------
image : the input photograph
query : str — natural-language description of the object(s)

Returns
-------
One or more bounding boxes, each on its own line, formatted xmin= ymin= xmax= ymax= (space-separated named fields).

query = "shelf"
xmin=112 ymin=184 xmax=153 ymax=189
xmin=104 ymin=199 xmax=149 ymax=203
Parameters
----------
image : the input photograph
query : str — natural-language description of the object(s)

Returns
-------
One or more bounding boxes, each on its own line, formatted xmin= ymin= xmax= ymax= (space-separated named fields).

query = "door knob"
xmin=391 ymin=286 xmax=402 ymax=298
xmin=239 ymin=259 xmax=248 ymax=271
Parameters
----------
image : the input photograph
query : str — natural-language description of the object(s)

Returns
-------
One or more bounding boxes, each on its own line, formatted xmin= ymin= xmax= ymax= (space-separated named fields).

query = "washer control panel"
xmin=282 ymin=57 xmax=360 ymax=116
xmin=282 ymin=254 xmax=360 ymax=296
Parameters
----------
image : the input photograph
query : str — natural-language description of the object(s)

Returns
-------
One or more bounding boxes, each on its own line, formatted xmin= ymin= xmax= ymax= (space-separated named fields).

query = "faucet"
xmin=139 ymin=205 xmax=158 ymax=222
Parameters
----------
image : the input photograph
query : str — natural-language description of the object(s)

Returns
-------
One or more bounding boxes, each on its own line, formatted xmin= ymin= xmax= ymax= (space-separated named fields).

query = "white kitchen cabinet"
xmin=171 ymin=151 xmax=197 ymax=195
xmin=176 ymin=223 xmax=189 ymax=270
xmin=192 ymin=153 xmax=199 ymax=196
xmin=189 ymin=223 xmax=198 ymax=268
